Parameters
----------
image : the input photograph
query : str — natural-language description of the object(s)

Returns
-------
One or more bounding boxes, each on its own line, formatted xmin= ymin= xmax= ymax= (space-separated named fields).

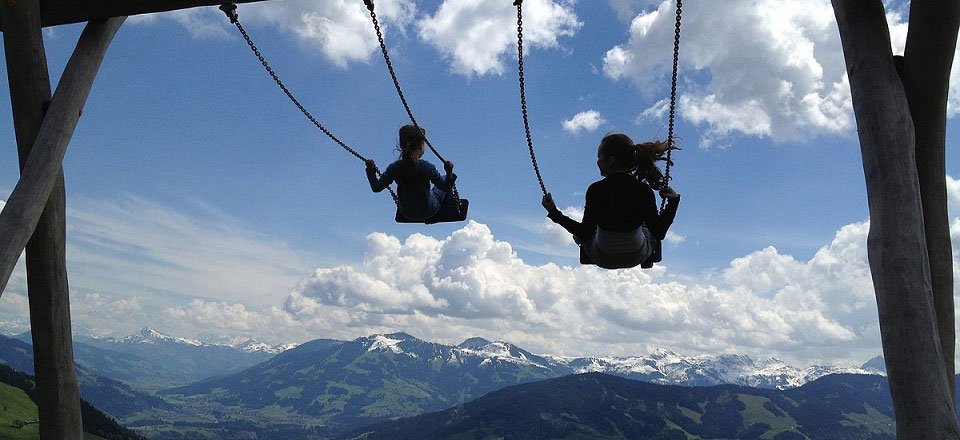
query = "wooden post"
xmin=0 ymin=10 xmax=124 ymax=439
xmin=900 ymin=0 xmax=960 ymax=400
xmin=0 ymin=0 xmax=272 ymax=30
xmin=0 ymin=0 xmax=81 ymax=438
xmin=833 ymin=0 xmax=960 ymax=438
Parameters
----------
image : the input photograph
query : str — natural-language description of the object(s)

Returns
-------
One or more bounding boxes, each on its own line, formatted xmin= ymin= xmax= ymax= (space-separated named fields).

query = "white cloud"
xmin=281 ymin=218 xmax=892 ymax=364
xmin=417 ymin=0 xmax=581 ymax=76
xmin=65 ymin=196 xmax=316 ymax=306
xmin=604 ymin=0 xmax=895 ymax=145
xmin=130 ymin=1 xmax=416 ymax=68
xmin=562 ymin=110 xmax=606 ymax=134
xmin=948 ymin=175 xmax=960 ymax=216
xmin=609 ymin=1 xmax=960 ymax=143
xmin=9 ymin=176 xmax=960 ymax=362
xmin=664 ymin=230 xmax=685 ymax=246
xmin=244 ymin=0 xmax=417 ymax=68
xmin=608 ymin=0 xmax=659 ymax=23
xmin=161 ymin=299 xmax=303 ymax=343
xmin=541 ymin=206 xmax=583 ymax=250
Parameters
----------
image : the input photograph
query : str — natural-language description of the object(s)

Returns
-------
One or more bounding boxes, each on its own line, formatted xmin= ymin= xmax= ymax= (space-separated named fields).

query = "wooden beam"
xmin=0 ymin=0 xmax=269 ymax=30
xmin=0 ymin=0 xmax=83 ymax=438
xmin=901 ymin=0 xmax=960 ymax=400
xmin=833 ymin=0 xmax=960 ymax=437
xmin=0 ymin=17 xmax=125 ymax=298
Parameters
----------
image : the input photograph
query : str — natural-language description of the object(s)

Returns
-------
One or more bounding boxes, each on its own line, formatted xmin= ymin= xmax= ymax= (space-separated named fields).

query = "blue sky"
xmin=1 ymin=0 xmax=959 ymax=366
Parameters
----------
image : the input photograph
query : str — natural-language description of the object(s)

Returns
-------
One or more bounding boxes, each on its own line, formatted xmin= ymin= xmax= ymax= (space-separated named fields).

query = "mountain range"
xmin=0 ymin=328 xmax=890 ymax=439
xmin=9 ymin=327 xmax=290 ymax=391
xmin=136 ymin=332 xmax=882 ymax=439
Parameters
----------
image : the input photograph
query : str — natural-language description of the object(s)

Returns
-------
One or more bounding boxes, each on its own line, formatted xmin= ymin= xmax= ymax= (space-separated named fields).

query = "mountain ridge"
xmin=339 ymin=372 xmax=899 ymax=440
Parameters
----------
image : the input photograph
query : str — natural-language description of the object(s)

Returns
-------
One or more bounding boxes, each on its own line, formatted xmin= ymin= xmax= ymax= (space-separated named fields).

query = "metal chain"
xmin=514 ymin=0 xmax=548 ymax=196
xmin=659 ymin=0 xmax=682 ymax=214
xmin=219 ymin=4 xmax=398 ymax=204
xmin=363 ymin=0 xmax=462 ymax=209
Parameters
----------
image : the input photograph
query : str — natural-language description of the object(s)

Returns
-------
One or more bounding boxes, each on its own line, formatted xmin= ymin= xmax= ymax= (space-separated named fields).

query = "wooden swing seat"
xmin=579 ymin=238 xmax=662 ymax=269
xmin=395 ymin=199 xmax=469 ymax=224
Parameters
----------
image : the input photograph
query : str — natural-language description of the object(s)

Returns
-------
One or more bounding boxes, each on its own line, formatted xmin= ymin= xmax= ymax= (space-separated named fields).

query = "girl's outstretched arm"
xmin=366 ymin=160 xmax=394 ymax=193
xmin=543 ymin=193 xmax=593 ymax=243
xmin=428 ymin=161 xmax=457 ymax=191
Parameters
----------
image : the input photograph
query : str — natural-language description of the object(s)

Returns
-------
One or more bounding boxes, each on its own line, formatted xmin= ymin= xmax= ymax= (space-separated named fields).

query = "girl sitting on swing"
xmin=542 ymin=133 xmax=680 ymax=269
xmin=366 ymin=124 xmax=456 ymax=221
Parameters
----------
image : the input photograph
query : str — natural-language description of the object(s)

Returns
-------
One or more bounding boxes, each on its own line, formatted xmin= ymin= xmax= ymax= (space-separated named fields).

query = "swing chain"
xmin=364 ymin=0 xmax=462 ymax=208
xmin=659 ymin=0 xmax=682 ymax=214
xmin=515 ymin=0 xmax=548 ymax=196
xmin=219 ymin=3 xmax=398 ymax=204
xmin=364 ymin=1 xmax=443 ymax=163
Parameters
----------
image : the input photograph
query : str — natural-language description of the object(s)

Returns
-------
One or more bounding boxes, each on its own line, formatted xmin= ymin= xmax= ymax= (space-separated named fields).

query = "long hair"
xmin=599 ymin=133 xmax=675 ymax=188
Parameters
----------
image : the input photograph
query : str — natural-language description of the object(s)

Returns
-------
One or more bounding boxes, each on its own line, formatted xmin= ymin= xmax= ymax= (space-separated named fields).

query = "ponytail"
xmin=634 ymin=140 xmax=672 ymax=188
xmin=599 ymin=133 xmax=674 ymax=187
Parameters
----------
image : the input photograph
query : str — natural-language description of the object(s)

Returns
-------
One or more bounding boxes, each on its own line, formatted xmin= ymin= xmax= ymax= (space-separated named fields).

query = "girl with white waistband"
xmin=541 ymin=133 xmax=680 ymax=269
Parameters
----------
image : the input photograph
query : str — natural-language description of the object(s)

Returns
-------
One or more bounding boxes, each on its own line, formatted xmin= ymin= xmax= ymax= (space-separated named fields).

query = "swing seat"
xmin=396 ymin=199 xmax=469 ymax=224
xmin=579 ymin=239 xmax=661 ymax=269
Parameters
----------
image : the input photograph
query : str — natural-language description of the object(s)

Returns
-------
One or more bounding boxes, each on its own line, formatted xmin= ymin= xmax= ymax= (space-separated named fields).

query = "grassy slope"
xmin=0 ymin=382 xmax=107 ymax=440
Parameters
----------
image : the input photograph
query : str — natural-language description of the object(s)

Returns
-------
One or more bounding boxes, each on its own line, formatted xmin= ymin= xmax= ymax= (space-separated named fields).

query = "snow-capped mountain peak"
xmin=232 ymin=339 xmax=296 ymax=355
xmin=93 ymin=328 xmax=293 ymax=355
xmin=367 ymin=334 xmax=406 ymax=354
xmin=118 ymin=326 xmax=203 ymax=346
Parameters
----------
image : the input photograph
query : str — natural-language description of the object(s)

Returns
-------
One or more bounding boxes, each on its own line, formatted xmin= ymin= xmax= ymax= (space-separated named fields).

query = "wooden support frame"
xmin=1 ymin=1 xmax=125 ymax=437
xmin=1 ymin=0 xmax=84 ymax=437
xmin=0 ymin=0 xmax=269 ymax=31
xmin=0 ymin=0 xmax=280 ymax=436
xmin=0 ymin=17 xmax=126 ymax=296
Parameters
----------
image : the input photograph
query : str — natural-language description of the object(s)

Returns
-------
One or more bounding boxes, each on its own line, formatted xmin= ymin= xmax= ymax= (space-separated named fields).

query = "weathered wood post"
xmin=1 ymin=1 xmax=81 ymax=437
xmin=832 ymin=0 xmax=960 ymax=438
xmin=1 ymin=1 xmax=277 ymax=437
xmin=0 ymin=4 xmax=124 ymax=437
xmin=900 ymin=0 xmax=960 ymax=400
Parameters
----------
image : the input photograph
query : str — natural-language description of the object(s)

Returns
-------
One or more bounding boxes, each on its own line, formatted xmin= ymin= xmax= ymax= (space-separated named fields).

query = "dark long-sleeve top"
xmin=547 ymin=172 xmax=679 ymax=242
xmin=367 ymin=159 xmax=456 ymax=219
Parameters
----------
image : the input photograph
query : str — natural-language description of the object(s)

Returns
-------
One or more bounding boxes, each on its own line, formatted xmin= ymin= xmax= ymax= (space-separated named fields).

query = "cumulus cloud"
xmin=603 ymin=0 xmax=960 ymax=145
xmin=608 ymin=0 xmax=659 ymax=23
xmin=161 ymin=299 xmax=305 ymax=343
xmin=10 ymin=175 xmax=960 ymax=362
xmin=541 ymin=206 xmax=583 ymax=251
xmin=417 ymin=0 xmax=581 ymax=76
xmin=130 ymin=0 xmax=416 ymax=68
xmin=243 ymin=0 xmax=417 ymax=68
xmin=562 ymin=110 xmax=607 ymax=134
xmin=279 ymin=218 xmax=898 ymax=364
